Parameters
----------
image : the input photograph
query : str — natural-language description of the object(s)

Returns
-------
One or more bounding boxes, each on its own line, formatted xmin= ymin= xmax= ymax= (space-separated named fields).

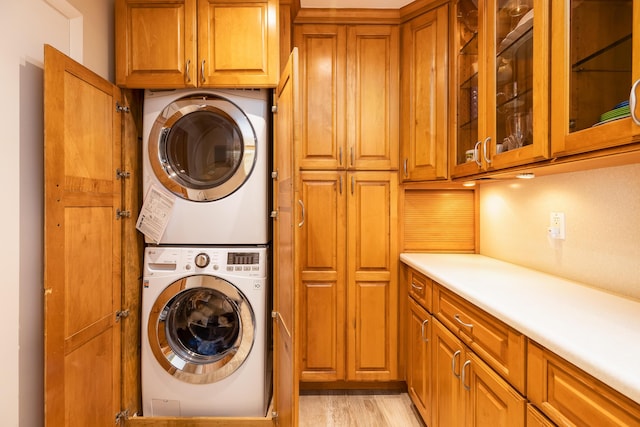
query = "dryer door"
xmin=148 ymin=94 xmax=257 ymax=201
xmin=148 ymin=275 xmax=255 ymax=384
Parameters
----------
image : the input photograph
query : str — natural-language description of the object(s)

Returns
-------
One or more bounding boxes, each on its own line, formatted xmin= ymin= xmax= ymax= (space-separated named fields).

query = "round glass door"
xmin=148 ymin=94 xmax=257 ymax=202
xmin=148 ymin=276 xmax=255 ymax=384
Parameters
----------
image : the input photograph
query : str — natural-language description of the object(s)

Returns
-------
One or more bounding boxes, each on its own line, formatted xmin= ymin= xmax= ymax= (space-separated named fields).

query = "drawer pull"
xmin=411 ymin=281 xmax=423 ymax=291
xmin=451 ymin=350 xmax=461 ymax=379
xmin=420 ymin=319 xmax=429 ymax=343
xmin=462 ymin=360 xmax=471 ymax=391
xmin=454 ymin=314 xmax=473 ymax=329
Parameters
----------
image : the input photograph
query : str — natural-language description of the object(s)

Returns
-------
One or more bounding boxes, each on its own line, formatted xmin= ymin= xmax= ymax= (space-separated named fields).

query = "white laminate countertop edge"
xmin=400 ymin=253 xmax=640 ymax=405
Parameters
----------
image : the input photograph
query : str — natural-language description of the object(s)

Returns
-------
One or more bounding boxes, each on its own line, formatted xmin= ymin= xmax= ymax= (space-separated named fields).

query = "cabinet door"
xmin=407 ymin=297 xmax=432 ymax=425
xmin=451 ymin=0 xmax=550 ymax=178
xmin=115 ymin=0 xmax=197 ymax=88
xmin=197 ymin=0 xmax=279 ymax=87
xmin=466 ymin=352 xmax=526 ymax=427
xmin=298 ymin=171 xmax=347 ymax=381
xmin=294 ymin=24 xmax=347 ymax=170
xmin=550 ymin=0 xmax=639 ymax=156
xmin=347 ymin=172 xmax=398 ymax=381
xmin=347 ymin=25 xmax=399 ymax=170
xmin=400 ymin=4 xmax=449 ymax=181
xmin=432 ymin=319 xmax=465 ymax=427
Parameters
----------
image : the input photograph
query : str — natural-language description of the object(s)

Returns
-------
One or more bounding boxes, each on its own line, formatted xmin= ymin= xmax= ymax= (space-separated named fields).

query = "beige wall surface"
xmin=479 ymin=163 xmax=640 ymax=300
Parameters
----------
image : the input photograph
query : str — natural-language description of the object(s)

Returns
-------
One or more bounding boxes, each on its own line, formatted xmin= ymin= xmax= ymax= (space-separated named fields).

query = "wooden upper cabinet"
xmin=400 ymin=3 xmax=449 ymax=182
xmin=116 ymin=0 xmax=197 ymax=88
xmin=294 ymin=24 xmax=399 ymax=170
xmin=198 ymin=0 xmax=279 ymax=87
xmin=550 ymin=0 xmax=640 ymax=157
xmin=115 ymin=0 xmax=279 ymax=89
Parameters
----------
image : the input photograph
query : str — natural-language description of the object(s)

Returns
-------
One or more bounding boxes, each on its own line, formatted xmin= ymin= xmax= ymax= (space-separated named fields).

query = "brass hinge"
xmin=116 ymin=168 xmax=131 ymax=180
xmin=115 ymin=102 xmax=130 ymax=113
xmin=115 ymin=310 xmax=130 ymax=322
xmin=116 ymin=209 xmax=131 ymax=220
xmin=115 ymin=409 xmax=129 ymax=424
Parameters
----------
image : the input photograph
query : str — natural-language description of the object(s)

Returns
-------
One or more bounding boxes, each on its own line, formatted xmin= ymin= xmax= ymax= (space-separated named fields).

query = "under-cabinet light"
xmin=515 ymin=172 xmax=535 ymax=179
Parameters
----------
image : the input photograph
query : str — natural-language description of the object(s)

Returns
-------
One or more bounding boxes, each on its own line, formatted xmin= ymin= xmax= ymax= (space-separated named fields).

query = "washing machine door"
xmin=148 ymin=94 xmax=257 ymax=201
xmin=148 ymin=275 xmax=255 ymax=384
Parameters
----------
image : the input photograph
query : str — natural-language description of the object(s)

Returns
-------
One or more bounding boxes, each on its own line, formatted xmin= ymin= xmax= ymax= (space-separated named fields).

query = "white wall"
xmin=479 ymin=163 xmax=640 ymax=300
xmin=0 ymin=1 xmax=113 ymax=425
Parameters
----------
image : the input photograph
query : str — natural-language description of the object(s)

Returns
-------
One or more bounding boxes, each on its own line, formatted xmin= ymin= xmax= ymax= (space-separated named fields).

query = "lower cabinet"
xmin=407 ymin=297 xmax=432 ymax=425
xmin=298 ymin=171 xmax=398 ymax=382
xmin=432 ymin=319 xmax=526 ymax=427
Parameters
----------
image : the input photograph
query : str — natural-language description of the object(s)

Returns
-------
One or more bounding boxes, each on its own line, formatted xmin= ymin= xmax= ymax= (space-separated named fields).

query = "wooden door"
xmin=346 ymin=171 xmax=398 ymax=381
xmin=115 ymin=0 xmax=197 ymax=88
xmin=294 ymin=24 xmax=347 ymax=170
xmin=407 ymin=297 xmax=432 ymax=425
xmin=198 ymin=0 xmax=279 ymax=87
xmin=347 ymin=25 xmax=399 ymax=170
xmin=273 ymin=48 xmax=299 ymax=427
xmin=432 ymin=319 xmax=464 ymax=427
xmin=466 ymin=352 xmax=525 ymax=427
xmin=298 ymin=171 xmax=347 ymax=382
xmin=44 ymin=45 xmax=124 ymax=426
xmin=400 ymin=4 xmax=449 ymax=181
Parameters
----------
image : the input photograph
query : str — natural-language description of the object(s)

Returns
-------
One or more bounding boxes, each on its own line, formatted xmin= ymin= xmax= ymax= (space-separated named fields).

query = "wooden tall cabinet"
xmin=294 ymin=24 xmax=399 ymax=171
xmin=115 ymin=0 xmax=279 ymax=88
xmin=298 ymin=171 xmax=398 ymax=382
xmin=400 ymin=2 xmax=449 ymax=182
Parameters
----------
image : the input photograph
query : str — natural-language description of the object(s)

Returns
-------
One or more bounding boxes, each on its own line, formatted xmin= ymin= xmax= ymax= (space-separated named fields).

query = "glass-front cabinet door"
xmin=452 ymin=0 xmax=550 ymax=178
xmin=551 ymin=0 xmax=639 ymax=156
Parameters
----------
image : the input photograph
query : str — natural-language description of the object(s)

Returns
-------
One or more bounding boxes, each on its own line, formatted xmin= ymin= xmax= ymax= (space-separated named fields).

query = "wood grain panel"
xmin=402 ymin=189 xmax=475 ymax=252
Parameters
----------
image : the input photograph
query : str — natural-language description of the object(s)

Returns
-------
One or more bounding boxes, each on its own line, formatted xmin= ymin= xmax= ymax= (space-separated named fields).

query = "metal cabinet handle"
xmin=201 ymin=59 xmax=206 ymax=84
xmin=420 ymin=318 xmax=429 ymax=343
xmin=454 ymin=314 xmax=474 ymax=329
xmin=298 ymin=199 xmax=305 ymax=227
xmin=631 ymin=79 xmax=640 ymax=126
xmin=185 ymin=59 xmax=191 ymax=83
xmin=462 ymin=360 xmax=471 ymax=391
xmin=351 ymin=176 xmax=355 ymax=195
xmin=451 ymin=350 xmax=461 ymax=379
xmin=403 ymin=158 xmax=408 ymax=177
xmin=483 ymin=136 xmax=492 ymax=164
xmin=474 ymin=140 xmax=482 ymax=167
xmin=411 ymin=281 xmax=423 ymax=291
xmin=339 ymin=176 xmax=343 ymax=194
xmin=350 ymin=147 xmax=354 ymax=166
xmin=339 ymin=147 xmax=343 ymax=166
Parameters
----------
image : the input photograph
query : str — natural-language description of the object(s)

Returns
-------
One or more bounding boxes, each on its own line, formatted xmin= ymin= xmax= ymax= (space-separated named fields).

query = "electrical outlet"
xmin=548 ymin=212 xmax=566 ymax=240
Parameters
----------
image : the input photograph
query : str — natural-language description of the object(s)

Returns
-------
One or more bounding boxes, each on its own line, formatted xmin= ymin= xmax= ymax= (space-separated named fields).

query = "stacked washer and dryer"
xmin=140 ymin=89 xmax=272 ymax=417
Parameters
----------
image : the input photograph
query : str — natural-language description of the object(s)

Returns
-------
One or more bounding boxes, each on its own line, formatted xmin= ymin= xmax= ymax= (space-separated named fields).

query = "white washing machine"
xmin=142 ymin=89 xmax=270 ymax=245
xmin=141 ymin=246 xmax=270 ymax=417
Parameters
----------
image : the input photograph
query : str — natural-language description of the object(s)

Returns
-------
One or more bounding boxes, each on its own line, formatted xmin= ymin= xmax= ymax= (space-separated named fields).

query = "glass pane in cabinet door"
xmin=456 ymin=0 xmax=479 ymax=166
xmin=569 ymin=0 xmax=632 ymax=132
xmin=495 ymin=0 xmax=534 ymax=154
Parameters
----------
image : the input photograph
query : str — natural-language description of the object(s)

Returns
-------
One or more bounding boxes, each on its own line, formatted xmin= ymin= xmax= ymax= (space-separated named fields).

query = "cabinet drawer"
xmin=433 ymin=283 xmax=526 ymax=393
xmin=408 ymin=268 xmax=432 ymax=312
xmin=528 ymin=342 xmax=640 ymax=426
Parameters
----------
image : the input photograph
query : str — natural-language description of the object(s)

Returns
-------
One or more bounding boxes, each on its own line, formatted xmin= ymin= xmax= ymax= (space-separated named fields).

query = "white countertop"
xmin=400 ymin=253 xmax=640 ymax=405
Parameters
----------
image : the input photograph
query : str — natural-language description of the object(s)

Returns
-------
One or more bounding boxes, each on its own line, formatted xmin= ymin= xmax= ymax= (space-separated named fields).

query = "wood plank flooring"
xmin=299 ymin=391 xmax=426 ymax=427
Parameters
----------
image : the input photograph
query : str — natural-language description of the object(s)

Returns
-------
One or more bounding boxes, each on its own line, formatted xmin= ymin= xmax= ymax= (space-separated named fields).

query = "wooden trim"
xmin=399 ymin=0 xmax=449 ymax=23
xmin=294 ymin=8 xmax=401 ymax=25
xmin=300 ymin=381 xmax=406 ymax=392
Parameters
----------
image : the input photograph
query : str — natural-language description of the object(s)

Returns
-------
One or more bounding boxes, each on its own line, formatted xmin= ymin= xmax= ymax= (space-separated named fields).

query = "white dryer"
xmin=142 ymin=89 xmax=270 ymax=245
xmin=141 ymin=246 xmax=270 ymax=417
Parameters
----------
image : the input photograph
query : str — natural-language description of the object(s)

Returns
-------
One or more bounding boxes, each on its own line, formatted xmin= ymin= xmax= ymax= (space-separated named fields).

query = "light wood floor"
xmin=298 ymin=391 xmax=426 ymax=427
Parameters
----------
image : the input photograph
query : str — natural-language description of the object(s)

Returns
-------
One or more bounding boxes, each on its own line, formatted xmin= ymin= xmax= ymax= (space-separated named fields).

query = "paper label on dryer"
xmin=136 ymin=185 xmax=175 ymax=244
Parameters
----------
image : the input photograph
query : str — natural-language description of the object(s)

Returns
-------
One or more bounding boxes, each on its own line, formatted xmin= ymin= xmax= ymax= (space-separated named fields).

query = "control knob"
xmin=194 ymin=253 xmax=210 ymax=268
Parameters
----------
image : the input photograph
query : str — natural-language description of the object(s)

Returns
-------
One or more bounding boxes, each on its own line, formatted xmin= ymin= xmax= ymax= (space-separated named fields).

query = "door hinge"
xmin=271 ymin=105 xmax=278 ymax=113
xmin=115 ymin=409 xmax=129 ymax=424
xmin=115 ymin=102 xmax=130 ymax=113
xmin=271 ymin=311 xmax=278 ymax=318
xmin=116 ymin=209 xmax=131 ymax=220
xmin=271 ymin=170 xmax=279 ymax=180
xmin=115 ymin=310 xmax=130 ymax=322
xmin=272 ymin=411 xmax=278 ymax=421
xmin=270 ymin=210 xmax=278 ymax=219
xmin=116 ymin=168 xmax=131 ymax=180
